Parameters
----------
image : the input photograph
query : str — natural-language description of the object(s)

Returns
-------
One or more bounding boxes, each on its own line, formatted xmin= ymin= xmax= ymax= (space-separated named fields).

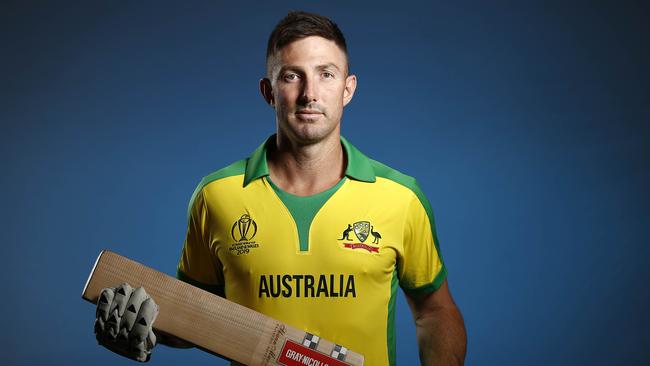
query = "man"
xmin=94 ymin=11 xmax=467 ymax=365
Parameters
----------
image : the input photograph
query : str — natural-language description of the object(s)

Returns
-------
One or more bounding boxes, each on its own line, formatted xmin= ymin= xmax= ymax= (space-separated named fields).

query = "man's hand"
xmin=94 ymin=283 xmax=159 ymax=362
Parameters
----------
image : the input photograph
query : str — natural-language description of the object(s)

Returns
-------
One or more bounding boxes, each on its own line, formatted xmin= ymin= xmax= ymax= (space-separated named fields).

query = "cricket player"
xmin=94 ymin=11 xmax=467 ymax=365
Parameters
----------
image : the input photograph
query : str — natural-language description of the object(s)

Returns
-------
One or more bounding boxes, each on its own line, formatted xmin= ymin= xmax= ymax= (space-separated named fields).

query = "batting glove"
xmin=94 ymin=283 xmax=159 ymax=362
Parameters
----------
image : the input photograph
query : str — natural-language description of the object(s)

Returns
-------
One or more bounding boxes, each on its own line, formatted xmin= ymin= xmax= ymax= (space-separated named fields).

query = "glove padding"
xmin=95 ymin=283 xmax=159 ymax=362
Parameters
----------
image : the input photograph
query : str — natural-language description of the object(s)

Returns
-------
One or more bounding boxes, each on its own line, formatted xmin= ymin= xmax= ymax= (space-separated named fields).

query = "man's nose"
xmin=299 ymin=76 xmax=317 ymax=104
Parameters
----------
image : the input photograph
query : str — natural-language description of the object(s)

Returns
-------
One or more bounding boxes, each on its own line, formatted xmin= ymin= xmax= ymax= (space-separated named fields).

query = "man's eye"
xmin=322 ymin=72 xmax=334 ymax=78
xmin=283 ymin=73 xmax=299 ymax=81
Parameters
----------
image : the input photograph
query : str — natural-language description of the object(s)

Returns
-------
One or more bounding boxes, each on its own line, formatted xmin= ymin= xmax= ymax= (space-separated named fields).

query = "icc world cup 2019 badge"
xmin=229 ymin=214 xmax=260 ymax=255
xmin=232 ymin=214 xmax=257 ymax=241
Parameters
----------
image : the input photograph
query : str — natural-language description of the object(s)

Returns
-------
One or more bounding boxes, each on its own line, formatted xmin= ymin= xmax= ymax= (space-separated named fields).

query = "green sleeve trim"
xmin=387 ymin=269 xmax=399 ymax=366
xmin=401 ymin=266 xmax=447 ymax=297
xmin=176 ymin=269 xmax=225 ymax=297
xmin=186 ymin=159 xmax=247 ymax=221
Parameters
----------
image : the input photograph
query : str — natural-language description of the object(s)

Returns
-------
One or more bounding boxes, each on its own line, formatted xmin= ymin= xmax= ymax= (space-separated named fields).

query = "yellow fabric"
xmin=178 ymin=142 xmax=445 ymax=365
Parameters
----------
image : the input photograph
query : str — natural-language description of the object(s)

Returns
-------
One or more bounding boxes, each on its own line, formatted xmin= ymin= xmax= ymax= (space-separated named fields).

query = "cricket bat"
xmin=82 ymin=250 xmax=364 ymax=366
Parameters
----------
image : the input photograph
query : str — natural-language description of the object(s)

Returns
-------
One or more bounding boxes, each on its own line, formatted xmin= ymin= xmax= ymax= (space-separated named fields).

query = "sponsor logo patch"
xmin=278 ymin=340 xmax=351 ymax=366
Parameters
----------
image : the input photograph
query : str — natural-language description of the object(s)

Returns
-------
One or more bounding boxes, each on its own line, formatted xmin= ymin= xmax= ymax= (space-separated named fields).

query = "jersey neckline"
xmin=266 ymin=176 xmax=347 ymax=252
xmin=243 ymin=134 xmax=376 ymax=187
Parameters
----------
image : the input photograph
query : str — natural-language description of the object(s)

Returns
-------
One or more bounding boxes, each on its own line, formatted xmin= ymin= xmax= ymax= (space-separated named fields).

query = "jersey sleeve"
xmin=177 ymin=186 xmax=225 ymax=296
xmin=397 ymin=184 xmax=447 ymax=296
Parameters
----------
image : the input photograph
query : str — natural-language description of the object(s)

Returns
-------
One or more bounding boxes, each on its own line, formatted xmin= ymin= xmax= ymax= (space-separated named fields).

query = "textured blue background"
xmin=2 ymin=1 xmax=649 ymax=365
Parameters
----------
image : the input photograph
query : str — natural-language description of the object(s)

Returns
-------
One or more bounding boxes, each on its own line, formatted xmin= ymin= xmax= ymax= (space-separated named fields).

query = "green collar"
xmin=243 ymin=135 xmax=376 ymax=187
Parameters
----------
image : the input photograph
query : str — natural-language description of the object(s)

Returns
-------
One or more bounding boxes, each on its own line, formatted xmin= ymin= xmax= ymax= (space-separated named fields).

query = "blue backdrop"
xmin=2 ymin=1 xmax=648 ymax=365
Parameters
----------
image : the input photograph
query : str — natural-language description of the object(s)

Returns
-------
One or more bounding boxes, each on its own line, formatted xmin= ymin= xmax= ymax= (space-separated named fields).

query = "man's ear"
xmin=260 ymin=78 xmax=274 ymax=106
xmin=343 ymin=74 xmax=357 ymax=107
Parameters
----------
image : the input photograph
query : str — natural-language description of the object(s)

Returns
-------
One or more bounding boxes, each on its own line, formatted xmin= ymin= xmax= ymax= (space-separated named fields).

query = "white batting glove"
xmin=94 ymin=283 xmax=159 ymax=362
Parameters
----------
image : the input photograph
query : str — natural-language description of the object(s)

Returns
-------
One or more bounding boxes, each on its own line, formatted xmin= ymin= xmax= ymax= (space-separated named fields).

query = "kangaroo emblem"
xmin=370 ymin=226 xmax=382 ymax=244
xmin=338 ymin=224 xmax=353 ymax=240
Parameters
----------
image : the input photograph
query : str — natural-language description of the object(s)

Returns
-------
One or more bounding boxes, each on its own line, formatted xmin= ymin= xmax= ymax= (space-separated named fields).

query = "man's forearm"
xmin=415 ymin=305 xmax=467 ymax=366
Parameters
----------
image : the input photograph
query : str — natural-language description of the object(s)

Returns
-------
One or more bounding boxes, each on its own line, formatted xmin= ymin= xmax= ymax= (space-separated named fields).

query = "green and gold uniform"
xmin=177 ymin=135 xmax=446 ymax=366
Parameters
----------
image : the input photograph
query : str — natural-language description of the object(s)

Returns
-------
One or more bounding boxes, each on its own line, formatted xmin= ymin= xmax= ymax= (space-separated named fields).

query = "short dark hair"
xmin=266 ymin=11 xmax=349 ymax=75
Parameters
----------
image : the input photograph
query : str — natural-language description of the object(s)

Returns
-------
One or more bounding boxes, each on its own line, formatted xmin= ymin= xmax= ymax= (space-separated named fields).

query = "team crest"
xmin=353 ymin=221 xmax=370 ymax=243
xmin=337 ymin=221 xmax=382 ymax=253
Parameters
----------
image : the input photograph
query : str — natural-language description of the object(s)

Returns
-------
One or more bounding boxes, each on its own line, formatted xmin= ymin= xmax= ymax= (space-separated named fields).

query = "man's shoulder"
xmin=366 ymin=157 xmax=435 ymax=216
xmin=185 ymin=159 xmax=248 ymax=216
xmin=198 ymin=159 xmax=247 ymax=187
xmin=368 ymin=158 xmax=420 ymax=194
xmin=368 ymin=159 xmax=433 ymax=229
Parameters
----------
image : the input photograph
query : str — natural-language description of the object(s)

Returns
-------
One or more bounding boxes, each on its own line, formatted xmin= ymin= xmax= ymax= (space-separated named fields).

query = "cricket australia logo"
xmin=338 ymin=221 xmax=382 ymax=253
xmin=353 ymin=221 xmax=370 ymax=242
xmin=229 ymin=214 xmax=260 ymax=255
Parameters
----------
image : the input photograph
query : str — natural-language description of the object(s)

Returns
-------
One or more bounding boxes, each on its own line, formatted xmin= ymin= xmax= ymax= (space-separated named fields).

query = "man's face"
xmin=262 ymin=36 xmax=357 ymax=145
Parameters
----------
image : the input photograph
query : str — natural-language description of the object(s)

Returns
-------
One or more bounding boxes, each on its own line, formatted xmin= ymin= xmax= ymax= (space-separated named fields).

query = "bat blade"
xmin=82 ymin=250 xmax=364 ymax=366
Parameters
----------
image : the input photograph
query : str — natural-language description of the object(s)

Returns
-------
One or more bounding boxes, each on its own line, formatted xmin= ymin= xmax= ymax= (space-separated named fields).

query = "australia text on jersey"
xmin=259 ymin=274 xmax=356 ymax=298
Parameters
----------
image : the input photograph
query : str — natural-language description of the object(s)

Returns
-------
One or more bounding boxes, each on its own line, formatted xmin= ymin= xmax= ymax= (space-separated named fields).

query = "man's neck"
xmin=267 ymin=133 xmax=346 ymax=197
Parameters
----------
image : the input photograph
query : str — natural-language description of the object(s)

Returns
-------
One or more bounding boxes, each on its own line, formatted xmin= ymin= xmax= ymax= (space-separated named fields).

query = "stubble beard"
xmin=277 ymin=111 xmax=341 ymax=147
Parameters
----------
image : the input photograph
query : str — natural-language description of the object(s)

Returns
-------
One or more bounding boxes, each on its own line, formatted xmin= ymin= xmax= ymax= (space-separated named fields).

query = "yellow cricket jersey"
xmin=177 ymin=135 xmax=446 ymax=366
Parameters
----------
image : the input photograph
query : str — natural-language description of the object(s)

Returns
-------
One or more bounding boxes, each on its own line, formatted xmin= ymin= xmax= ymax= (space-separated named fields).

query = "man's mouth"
xmin=295 ymin=109 xmax=324 ymax=120
xmin=296 ymin=109 xmax=323 ymax=115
